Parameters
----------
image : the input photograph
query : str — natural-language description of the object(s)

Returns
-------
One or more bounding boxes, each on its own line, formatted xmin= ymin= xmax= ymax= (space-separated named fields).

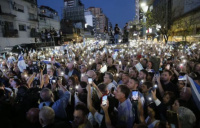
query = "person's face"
xmin=161 ymin=72 xmax=171 ymax=82
xmin=172 ymin=100 xmax=180 ymax=112
xmin=104 ymin=74 xmax=111 ymax=85
xmin=147 ymin=62 xmax=152 ymax=68
xmin=140 ymin=84 xmax=148 ymax=93
xmin=73 ymin=110 xmax=85 ymax=126
xmin=177 ymin=81 xmax=185 ymax=91
xmin=67 ymin=63 xmax=74 ymax=70
xmin=107 ymin=58 xmax=113 ymax=66
xmin=43 ymin=75 xmax=49 ymax=83
xmin=68 ymin=79 xmax=73 ymax=86
xmin=28 ymin=61 xmax=32 ymax=66
xmin=47 ymin=69 xmax=53 ymax=76
xmin=114 ymin=86 xmax=125 ymax=100
xmin=163 ymin=94 xmax=170 ymax=104
xmin=76 ymin=85 xmax=84 ymax=94
xmin=80 ymin=66 xmax=86 ymax=73
xmin=122 ymin=74 xmax=129 ymax=85
xmin=10 ymin=80 xmax=17 ymax=87
xmin=96 ymin=64 xmax=102 ymax=71
xmin=195 ymin=63 xmax=200 ymax=72
xmin=138 ymin=71 xmax=146 ymax=80
xmin=127 ymin=79 xmax=136 ymax=90
xmin=148 ymin=107 xmax=155 ymax=118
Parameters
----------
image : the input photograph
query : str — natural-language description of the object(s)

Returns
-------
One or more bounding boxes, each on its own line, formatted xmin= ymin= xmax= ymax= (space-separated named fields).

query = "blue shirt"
xmin=117 ymin=98 xmax=134 ymax=128
xmin=39 ymin=91 xmax=70 ymax=119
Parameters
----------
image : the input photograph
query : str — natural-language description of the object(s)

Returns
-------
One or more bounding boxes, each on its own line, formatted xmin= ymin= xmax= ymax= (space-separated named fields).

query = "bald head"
xmin=26 ymin=108 xmax=40 ymax=124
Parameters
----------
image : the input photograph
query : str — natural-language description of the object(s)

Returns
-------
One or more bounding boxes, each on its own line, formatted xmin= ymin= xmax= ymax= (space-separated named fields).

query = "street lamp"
xmin=140 ymin=2 xmax=148 ymax=40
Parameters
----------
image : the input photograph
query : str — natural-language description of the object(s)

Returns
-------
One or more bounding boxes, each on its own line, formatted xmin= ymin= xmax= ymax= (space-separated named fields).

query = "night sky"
xmin=37 ymin=0 xmax=135 ymax=28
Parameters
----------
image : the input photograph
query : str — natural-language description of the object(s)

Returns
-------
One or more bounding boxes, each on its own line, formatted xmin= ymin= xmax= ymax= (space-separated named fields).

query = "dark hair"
xmin=75 ymin=103 xmax=89 ymax=116
xmin=130 ymin=77 xmax=139 ymax=85
xmin=164 ymin=91 xmax=175 ymax=105
xmin=105 ymin=72 xmax=114 ymax=81
xmin=176 ymin=98 xmax=187 ymax=107
xmin=142 ymin=81 xmax=153 ymax=89
xmin=79 ymin=81 xmax=87 ymax=93
xmin=68 ymin=76 xmax=76 ymax=85
xmin=14 ymin=79 xmax=21 ymax=86
xmin=163 ymin=69 xmax=172 ymax=76
xmin=98 ymin=83 xmax=107 ymax=93
xmin=140 ymin=69 xmax=148 ymax=77
xmin=118 ymin=85 xmax=130 ymax=99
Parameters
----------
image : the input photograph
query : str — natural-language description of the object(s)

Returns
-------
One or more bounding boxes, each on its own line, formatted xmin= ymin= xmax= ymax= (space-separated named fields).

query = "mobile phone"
xmin=33 ymin=62 xmax=36 ymax=65
xmin=132 ymin=90 xmax=139 ymax=101
xmin=148 ymin=84 xmax=157 ymax=93
xmin=102 ymin=95 xmax=108 ymax=106
xmin=88 ymin=78 xmax=93 ymax=84
xmin=52 ymin=79 xmax=56 ymax=83
xmin=166 ymin=110 xmax=179 ymax=128
xmin=166 ymin=64 xmax=170 ymax=70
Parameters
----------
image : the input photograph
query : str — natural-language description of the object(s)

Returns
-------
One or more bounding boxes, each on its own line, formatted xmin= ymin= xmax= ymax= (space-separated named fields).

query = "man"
xmin=103 ymin=72 xmax=116 ymax=92
xmin=156 ymin=70 xmax=179 ymax=98
xmin=86 ymin=70 xmax=97 ymax=84
xmin=114 ymin=84 xmax=134 ymax=128
xmin=47 ymin=68 xmax=56 ymax=84
xmin=39 ymin=88 xmax=70 ymax=119
xmin=127 ymin=77 xmax=145 ymax=123
xmin=121 ymin=72 xmax=130 ymax=85
xmin=26 ymin=108 xmax=41 ymax=128
xmin=80 ymin=64 xmax=87 ymax=77
xmin=140 ymin=58 xmax=148 ymax=69
xmin=39 ymin=106 xmax=55 ymax=128
xmin=127 ymin=78 xmax=145 ymax=105
xmin=107 ymin=56 xmax=117 ymax=73
xmin=114 ymin=24 xmax=120 ymax=44
xmin=65 ymin=62 xmax=80 ymax=80
xmin=138 ymin=69 xmax=148 ymax=82
xmin=123 ymin=23 xmax=129 ymax=43
xmin=73 ymin=103 xmax=93 ymax=128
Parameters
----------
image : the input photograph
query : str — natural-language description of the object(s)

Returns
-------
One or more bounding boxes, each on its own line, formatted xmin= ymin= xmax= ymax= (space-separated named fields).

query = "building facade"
xmin=0 ymin=0 xmax=60 ymax=50
xmin=88 ymin=7 xmax=108 ymax=36
xmin=0 ymin=0 xmax=38 ymax=50
xmin=170 ymin=0 xmax=200 ymax=42
xmin=38 ymin=5 xmax=60 ymax=32
xmin=63 ymin=0 xmax=85 ymax=26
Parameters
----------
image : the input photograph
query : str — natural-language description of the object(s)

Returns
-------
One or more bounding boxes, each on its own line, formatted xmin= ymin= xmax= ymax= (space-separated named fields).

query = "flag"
xmin=3 ymin=53 xmax=6 ymax=59
xmin=17 ymin=55 xmax=28 ymax=72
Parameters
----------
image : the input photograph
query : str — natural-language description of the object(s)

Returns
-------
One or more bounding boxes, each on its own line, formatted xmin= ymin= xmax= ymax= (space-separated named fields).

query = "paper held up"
xmin=135 ymin=63 xmax=144 ymax=72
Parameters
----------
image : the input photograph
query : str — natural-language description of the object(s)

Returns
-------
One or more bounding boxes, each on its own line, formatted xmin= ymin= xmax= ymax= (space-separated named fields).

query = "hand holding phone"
xmin=102 ymin=95 xmax=108 ymax=106
xmin=132 ymin=90 xmax=139 ymax=101
xmin=88 ymin=78 xmax=93 ymax=85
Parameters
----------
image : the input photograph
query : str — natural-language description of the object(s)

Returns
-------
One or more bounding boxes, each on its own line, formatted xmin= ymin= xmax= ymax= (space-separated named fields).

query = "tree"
xmin=172 ymin=15 xmax=196 ymax=41
xmin=145 ymin=1 xmax=175 ymax=44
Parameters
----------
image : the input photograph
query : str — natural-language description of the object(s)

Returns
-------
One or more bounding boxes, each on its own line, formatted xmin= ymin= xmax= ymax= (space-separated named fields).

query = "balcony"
xmin=29 ymin=18 xmax=38 ymax=22
xmin=3 ymin=29 xmax=18 ymax=37
xmin=23 ymin=0 xmax=37 ymax=5
xmin=0 ymin=11 xmax=16 ymax=18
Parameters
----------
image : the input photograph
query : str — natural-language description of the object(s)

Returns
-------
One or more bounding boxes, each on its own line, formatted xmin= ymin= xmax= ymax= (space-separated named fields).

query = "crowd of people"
xmin=40 ymin=28 xmax=62 ymax=45
xmin=0 ymin=40 xmax=200 ymax=128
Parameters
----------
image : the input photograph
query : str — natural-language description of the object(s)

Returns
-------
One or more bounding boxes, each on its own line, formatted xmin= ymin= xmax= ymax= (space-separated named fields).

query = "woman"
xmin=172 ymin=99 xmax=196 ymax=128
xmin=145 ymin=103 xmax=160 ymax=128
